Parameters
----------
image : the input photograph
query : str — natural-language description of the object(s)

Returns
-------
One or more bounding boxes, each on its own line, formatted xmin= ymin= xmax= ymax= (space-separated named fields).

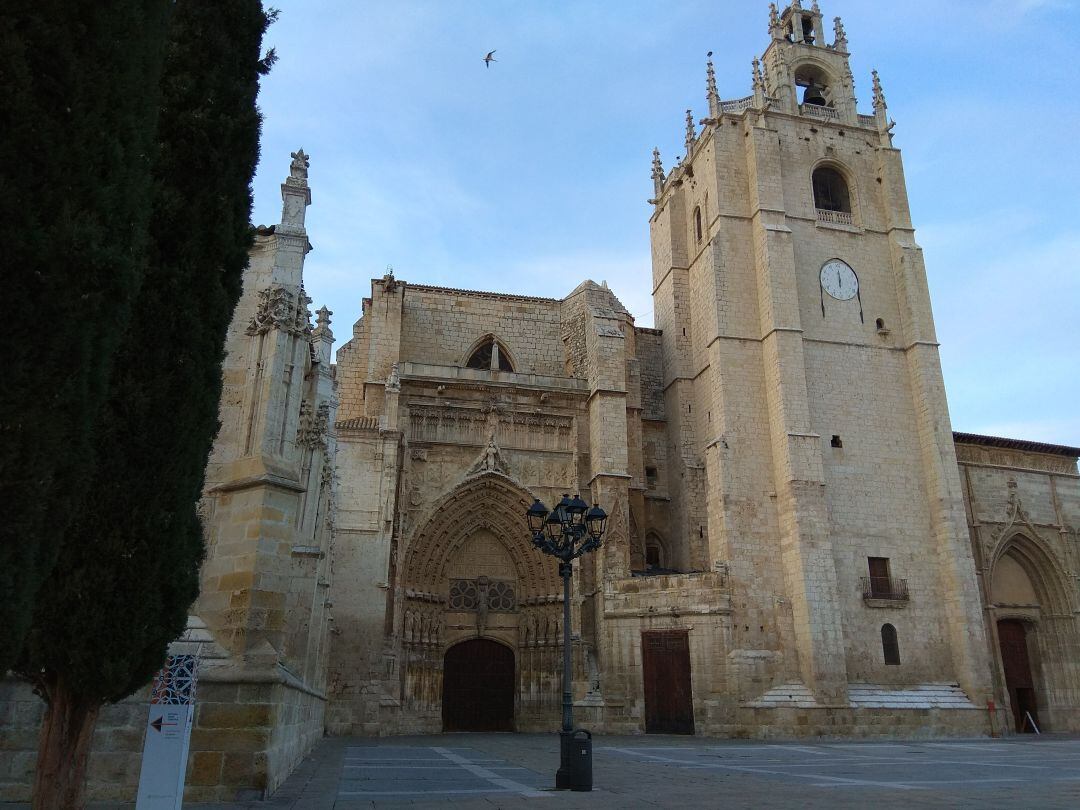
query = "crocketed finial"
xmin=685 ymin=109 xmax=696 ymax=152
xmin=752 ymin=58 xmax=765 ymax=93
xmin=289 ymin=148 xmax=309 ymax=181
xmin=833 ymin=16 xmax=847 ymax=50
xmin=812 ymin=1 xmax=821 ymax=14
xmin=706 ymin=52 xmax=720 ymax=117
xmin=769 ymin=3 xmax=782 ymax=38
xmin=872 ymin=69 xmax=887 ymax=112
xmin=651 ymin=148 xmax=665 ymax=197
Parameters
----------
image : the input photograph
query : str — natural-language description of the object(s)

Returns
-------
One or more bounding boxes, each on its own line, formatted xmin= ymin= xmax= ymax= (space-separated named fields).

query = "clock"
xmin=820 ymin=259 xmax=858 ymax=301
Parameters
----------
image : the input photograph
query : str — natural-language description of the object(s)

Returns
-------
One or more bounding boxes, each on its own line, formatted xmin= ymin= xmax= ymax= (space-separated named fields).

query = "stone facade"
xmin=3 ymin=2 xmax=1079 ymax=803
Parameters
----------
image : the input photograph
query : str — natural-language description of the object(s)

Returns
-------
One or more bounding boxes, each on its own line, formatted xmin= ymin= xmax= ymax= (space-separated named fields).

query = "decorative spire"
xmin=752 ymin=58 xmax=766 ymax=108
xmin=769 ymin=3 xmax=782 ymax=39
xmin=706 ymin=52 xmax=720 ymax=118
xmin=792 ymin=0 xmax=803 ymax=10
xmin=811 ymin=1 xmax=821 ymax=14
xmin=872 ymin=69 xmax=887 ymax=113
xmin=280 ymin=148 xmax=312 ymax=232
xmin=833 ymin=16 xmax=847 ymax=50
xmin=313 ymin=305 xmax=333 ymax=338
xmin=684 ymin=109 xmax=696 ymax=152
xmin=651 ymin=148 xmax=665 ymax=197
xmin=289 ymin=148 xmax=309 ymax=180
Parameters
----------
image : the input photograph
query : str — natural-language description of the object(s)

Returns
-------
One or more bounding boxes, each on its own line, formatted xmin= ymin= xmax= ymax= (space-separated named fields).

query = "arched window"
xmin=465 ymin=337 xmax=514 ymax=372
xmin=693 ymin=206 xmax=702 ymax=243
xmin=881 ymin=623 xmax=901 ymax=665
xmin=812 ymin=166 xmax=851 ymax=213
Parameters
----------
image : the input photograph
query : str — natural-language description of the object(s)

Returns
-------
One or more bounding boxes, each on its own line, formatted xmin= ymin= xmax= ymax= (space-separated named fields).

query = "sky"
xmin=249 ymin=0 xmax=1080 ymax=446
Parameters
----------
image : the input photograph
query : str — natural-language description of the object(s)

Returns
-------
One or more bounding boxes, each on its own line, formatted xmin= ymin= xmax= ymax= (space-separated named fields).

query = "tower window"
xmin=466 ymin=337 xmax=513 ymax=372
xmin=881 ymin=623 xmax=901 ymax=665
xmin=645 ymin=466 xmax=658 ymax=488
xmin=812 ymin=167 xmax=851 ymax=213
xmin=801 ymin=17 xmax=815 ymax=44
xmin=693 ymin=206 xmax=702 ymax=243
xmin=831 ymin=434 xmax=842 ymax=448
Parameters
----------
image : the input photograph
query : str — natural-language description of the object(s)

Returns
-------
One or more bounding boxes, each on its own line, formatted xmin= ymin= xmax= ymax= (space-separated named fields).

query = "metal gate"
xmin=442 ymin=638 xmax=515 ymax=731
xmin=998 ymin=619 xmax=1039 ymax=733
xmin=642 ymin=630 xmax=695 ymax=734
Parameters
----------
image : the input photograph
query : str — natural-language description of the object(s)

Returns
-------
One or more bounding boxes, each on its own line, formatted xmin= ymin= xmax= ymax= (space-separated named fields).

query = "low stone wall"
xmin=0 ymin=673 xmax=325 ymax=803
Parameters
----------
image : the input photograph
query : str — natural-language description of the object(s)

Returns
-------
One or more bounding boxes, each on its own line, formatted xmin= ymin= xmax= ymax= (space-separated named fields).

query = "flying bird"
xmin=483 ymin=50 xmax=497 ymax=68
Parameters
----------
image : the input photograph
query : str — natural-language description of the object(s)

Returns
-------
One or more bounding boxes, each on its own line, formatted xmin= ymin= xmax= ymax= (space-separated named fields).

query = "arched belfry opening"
xmin=794 ymin=63 xmax=834 ymax=108
xmin=397 ymin=473 xmax=564 ymax=730
xmin=812 ymin=166 xmax=851 ymax=214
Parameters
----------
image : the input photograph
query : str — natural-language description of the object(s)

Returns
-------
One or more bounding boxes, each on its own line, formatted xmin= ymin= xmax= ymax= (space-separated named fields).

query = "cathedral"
xmin=2 ymin=2 xmax=1079 ymax=802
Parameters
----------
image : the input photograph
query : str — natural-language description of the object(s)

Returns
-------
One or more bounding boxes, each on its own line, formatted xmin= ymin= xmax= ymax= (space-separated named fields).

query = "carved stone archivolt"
xmin=401 ymin=472 xmax=560 ymax=600
xmin=246 ymin=283 xmax=312 ymax=337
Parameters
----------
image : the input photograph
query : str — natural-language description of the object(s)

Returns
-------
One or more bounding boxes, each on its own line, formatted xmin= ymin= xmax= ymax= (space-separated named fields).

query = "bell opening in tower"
xmin=794 ymin=64 xmax=832 ymax=108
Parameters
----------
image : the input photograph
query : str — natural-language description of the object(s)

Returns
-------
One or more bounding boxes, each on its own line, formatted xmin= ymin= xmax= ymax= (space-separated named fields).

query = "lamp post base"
xmin=555 ymin=728 xmax=593 ymax=791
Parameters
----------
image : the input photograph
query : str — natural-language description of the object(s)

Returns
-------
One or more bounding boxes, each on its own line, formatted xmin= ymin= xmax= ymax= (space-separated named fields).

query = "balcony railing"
xmin=721 ymin=95 xmax=754 ymax=113
xmin=816 ymin=208 xmax=854 ymax=226
xmin=858 ymin=113 xmax=877 ymax=128
xmin=861 ymin=576 xmax=909 ymax=601
xmin=800 ymin=103 xmax=840 ymax=120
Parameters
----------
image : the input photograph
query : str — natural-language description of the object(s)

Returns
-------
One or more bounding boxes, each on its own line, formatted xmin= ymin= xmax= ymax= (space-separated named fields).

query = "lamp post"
xmin=526 ymin=493 xmax=607 ymax=791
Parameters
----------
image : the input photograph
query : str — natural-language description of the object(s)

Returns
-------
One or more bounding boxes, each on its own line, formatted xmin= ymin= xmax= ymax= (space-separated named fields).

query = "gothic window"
xmin=448 ymin=578 xmax=516 ymax=612
xmin=465 ymin=337 xmax=514 ymax=372
xmin=645 ymin=466 xmax=658 ymax=489
xmin=812 ymin=167 xmax=851 ymax=213
xmin=881 ymin=623 xmax=901 ymax=665
xmin=449 ymin=579 xmax=479 ymax=610
xmin=693 ymin=206 xmax=702 ymax=243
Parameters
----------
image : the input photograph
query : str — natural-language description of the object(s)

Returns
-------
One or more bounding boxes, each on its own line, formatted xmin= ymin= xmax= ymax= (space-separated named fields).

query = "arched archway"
xmin=442 ymin=638 xmax=515 ymax=731
xmin=988 ymin=533 xmax=1076 ymax=732
xmin=397 ymin=472 xmax=563 ymax=729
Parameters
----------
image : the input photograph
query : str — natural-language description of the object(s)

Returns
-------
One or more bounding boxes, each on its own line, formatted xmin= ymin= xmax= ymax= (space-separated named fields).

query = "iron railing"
xmin=861 ymin=576 xmax=909 ymax=601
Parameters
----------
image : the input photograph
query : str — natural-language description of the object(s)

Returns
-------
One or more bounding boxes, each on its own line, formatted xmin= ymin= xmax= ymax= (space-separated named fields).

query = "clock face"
xmin=820 ymin=259 xmax=858 ymax=301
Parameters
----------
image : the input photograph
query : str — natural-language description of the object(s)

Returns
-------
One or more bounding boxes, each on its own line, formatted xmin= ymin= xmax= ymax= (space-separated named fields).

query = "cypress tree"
xmin=16 ymin=3 xmax=276 ymax=806
xmin=0 ymin=2 xmax=171 ymax=673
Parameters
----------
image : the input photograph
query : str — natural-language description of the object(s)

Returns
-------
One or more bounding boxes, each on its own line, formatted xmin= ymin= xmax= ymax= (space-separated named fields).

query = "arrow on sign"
xmin=150 ymin=716 xmax=177 ymax=733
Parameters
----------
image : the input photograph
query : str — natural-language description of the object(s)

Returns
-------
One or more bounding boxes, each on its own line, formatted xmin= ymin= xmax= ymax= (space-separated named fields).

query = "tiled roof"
xmin=953 ymin=431 xmax=1080 ymax=458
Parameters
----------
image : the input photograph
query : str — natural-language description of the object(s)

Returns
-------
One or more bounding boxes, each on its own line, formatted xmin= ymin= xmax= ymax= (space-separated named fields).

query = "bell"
xmin=803 ymin=80 xmax=827 ymax=106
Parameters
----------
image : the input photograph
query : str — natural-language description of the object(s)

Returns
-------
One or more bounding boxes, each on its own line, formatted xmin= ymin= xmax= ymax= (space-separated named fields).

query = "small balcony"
xmin=816 ymin=208 xmax=854 ymax=226
xmin=861 ymin=576 xmax=909 ymax=603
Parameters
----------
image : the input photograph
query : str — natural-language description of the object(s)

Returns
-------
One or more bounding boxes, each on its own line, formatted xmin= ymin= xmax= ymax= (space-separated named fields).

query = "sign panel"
xmin=135 ymin=654 xmax=199 ymax=810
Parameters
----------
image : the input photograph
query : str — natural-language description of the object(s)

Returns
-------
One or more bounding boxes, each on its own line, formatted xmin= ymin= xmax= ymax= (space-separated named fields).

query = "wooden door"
xmin=642 ymin=630 xmax=695 ymax=734
xmin=442 ymin=639 xmax=515 ymax=731
xmin=998 ymin=619 xmax=1039 ymax=732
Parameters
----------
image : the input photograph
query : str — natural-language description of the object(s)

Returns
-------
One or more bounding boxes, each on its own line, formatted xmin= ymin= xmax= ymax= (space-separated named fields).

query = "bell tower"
xmin=649 ymin=2 xmax=992 ymax=706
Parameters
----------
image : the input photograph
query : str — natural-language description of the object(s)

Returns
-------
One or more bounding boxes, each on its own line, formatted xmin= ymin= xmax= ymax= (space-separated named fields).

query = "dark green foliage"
xmin=19 ymin=0 xmax=274 ymax=703
xmin=0 ymin=1 xmax=171 ymax=673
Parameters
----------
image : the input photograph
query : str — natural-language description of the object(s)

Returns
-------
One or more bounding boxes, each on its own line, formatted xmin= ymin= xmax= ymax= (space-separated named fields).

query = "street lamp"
xmin=525 ymin=493 xmax=607 ymax=791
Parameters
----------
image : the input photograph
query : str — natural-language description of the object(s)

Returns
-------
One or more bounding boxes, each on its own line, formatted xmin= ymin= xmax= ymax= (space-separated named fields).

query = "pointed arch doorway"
xmin=442 ymin=639 xmax=515 ymax=731
xmin=997 ymin=619 xmax=1039 ymax=733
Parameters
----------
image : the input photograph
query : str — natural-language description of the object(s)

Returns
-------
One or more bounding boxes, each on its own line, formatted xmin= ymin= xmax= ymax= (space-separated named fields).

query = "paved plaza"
xmin=7 ymin=733 xmax=1080 ymax=809
xmin=242 ymin=734 xmax=1080 ymax=809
